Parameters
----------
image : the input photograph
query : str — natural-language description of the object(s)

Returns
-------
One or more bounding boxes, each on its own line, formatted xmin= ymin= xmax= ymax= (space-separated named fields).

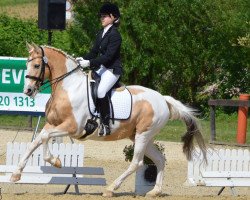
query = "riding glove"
xmin=76 ymin=57 xmax=90 ymax=68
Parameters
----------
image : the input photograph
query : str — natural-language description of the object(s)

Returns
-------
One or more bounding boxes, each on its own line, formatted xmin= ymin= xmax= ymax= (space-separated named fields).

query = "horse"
xmin=10 ymin=43 xmax=207 ymax=197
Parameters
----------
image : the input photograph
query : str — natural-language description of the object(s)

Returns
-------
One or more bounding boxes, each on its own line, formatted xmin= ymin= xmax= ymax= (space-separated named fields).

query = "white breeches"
xmin=95 ymin=65 xmax=120 ymax=98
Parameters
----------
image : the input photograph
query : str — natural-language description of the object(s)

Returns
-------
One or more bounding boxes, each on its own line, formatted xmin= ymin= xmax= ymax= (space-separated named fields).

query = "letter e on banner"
xmin=2 ymin=69 xmax=11 ymax=84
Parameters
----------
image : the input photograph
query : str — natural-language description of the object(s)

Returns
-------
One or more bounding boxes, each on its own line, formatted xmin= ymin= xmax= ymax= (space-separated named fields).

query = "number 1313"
xmin=13 ymin=96 xmax=35 ymax=107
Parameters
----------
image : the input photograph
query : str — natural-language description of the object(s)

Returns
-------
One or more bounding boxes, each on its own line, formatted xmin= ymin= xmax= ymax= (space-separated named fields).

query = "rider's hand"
xmin=76 ymin=57 xmax=90 ymax=68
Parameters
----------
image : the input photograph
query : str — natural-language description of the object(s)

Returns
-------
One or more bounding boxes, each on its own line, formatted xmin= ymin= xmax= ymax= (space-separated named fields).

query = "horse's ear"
xmin=31 ymin=42 xmax=40 ymax=53
xmin=26 ymin=42 xmax=33 ymax=52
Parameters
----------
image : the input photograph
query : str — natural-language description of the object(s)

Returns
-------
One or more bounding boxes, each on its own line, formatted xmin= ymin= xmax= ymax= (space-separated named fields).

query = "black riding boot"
xmin=98 ymin=96 xmax=111 ymax=136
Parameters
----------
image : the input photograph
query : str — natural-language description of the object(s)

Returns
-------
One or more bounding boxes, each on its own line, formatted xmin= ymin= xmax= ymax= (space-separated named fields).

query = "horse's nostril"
xmin=25 ymin=88 xmax=33 ymax=96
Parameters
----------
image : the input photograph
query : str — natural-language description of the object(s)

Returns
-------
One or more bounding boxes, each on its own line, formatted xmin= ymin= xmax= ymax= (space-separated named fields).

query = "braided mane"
xmin=42 ymin=45 xmax=76 ymax=61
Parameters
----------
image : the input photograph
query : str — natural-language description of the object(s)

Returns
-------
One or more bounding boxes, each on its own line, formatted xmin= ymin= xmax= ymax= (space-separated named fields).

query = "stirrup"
xmin=98 ymin=124 xmax=110 ymax=136
xmin=84 ymin=118 xmax=98 ymax=135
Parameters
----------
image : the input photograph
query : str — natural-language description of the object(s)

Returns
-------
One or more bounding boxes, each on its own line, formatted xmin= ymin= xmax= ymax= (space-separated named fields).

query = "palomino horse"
xmin=10 ymin=43 xmax=207 ymax=197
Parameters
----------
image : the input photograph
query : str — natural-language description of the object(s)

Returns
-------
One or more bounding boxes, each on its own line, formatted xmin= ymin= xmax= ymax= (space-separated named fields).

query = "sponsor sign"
xmin=0 ymin=57 xmax=50 ymax=114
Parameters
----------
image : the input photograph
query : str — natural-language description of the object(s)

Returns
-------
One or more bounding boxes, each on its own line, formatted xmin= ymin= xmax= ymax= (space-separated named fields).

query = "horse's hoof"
xmin=102 ymin=190 xmax=114 ymax=197
xmin=145 ymin=190 xmax=162 ymax=198
xmin=10 ymin=173 xmax=21 ymax=182
xmin=53 ymin=158 xmax=62 ymax=168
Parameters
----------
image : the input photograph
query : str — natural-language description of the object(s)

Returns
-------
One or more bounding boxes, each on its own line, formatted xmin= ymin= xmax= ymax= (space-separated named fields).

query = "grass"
xmin=156 ymin=113 xmax=250 ymax=144
xmin=0 ymin=115 xmax=45 ymax=130
xmin=0 ymin=113 xmax=249 ymax=145
xmin=0 ymin=0 xmax=36 ymax=7
xmin=0 ymin=1 xmax=37 ymax=20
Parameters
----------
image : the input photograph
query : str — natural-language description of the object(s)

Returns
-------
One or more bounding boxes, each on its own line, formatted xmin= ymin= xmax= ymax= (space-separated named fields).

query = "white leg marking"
xmin=144 ymin=139 xmax=166 ymax=197
xmin=41 ymin=129 xmax=69 ymax=167
xmin=103 ymin=133 xmax=150 ymax=196
xmin=10 ymin=130 xmax=44 ymax=182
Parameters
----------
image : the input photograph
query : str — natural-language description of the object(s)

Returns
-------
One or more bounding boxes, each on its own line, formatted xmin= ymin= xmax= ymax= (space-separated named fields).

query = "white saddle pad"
xmin=87 ymin=83 xmax=132 ymax=120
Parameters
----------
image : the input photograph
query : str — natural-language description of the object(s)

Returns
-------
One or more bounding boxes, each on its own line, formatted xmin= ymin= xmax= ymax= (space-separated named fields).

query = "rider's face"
xmin=100 ymin=14 xmax=115 ymax=27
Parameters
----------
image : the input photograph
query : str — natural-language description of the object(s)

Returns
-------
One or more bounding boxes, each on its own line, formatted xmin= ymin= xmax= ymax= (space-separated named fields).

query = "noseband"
xmin=25 ymin=46 xmax=50 ymax=87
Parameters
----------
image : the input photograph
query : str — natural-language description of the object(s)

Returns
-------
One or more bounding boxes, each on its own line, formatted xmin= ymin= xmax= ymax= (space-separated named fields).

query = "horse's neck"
xmin=46 ymin=49 xmax=87 ymax=94
xmin=46 ymin=48 xmax=73 ymax=79
xmin=45 ymin=48 xmax=90 ymax=129
xmin=62 ymin=58 xmax=87 ymax=93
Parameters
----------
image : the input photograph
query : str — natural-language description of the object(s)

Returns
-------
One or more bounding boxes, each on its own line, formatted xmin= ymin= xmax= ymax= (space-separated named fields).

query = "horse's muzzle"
xmin=24 ymin=86 xmax=36 ymax=97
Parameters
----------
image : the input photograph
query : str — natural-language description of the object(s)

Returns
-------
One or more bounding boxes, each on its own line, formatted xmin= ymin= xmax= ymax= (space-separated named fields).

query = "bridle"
xmin=25 ymin=46 xmax=82 ymax=93
xmin=25 ymin=46 xmax=50 ymax=88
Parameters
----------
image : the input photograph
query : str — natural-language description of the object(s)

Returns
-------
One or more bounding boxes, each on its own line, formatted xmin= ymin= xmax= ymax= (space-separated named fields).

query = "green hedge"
xmin=0 ymin=15 xmax=71 ymax=57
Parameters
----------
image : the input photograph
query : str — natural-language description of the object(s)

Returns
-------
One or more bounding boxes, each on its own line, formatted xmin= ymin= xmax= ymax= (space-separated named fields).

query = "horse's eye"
xmin=34 ymin=64 xmax=40 ymax=69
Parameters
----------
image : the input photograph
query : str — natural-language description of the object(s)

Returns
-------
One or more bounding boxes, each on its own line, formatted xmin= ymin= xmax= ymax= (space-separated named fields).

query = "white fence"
xmin=187 ymin=148 xmax=250 ymax=195
xmin=0 ymin=142 xmax=106 ymax=194
xmin=5 ymin=142 xmax=83 ymax=167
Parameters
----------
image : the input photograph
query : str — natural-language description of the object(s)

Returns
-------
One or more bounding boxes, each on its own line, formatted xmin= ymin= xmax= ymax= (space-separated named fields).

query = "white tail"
xmin=164 ymin=95 xmax=207 ymax=163
xmin=164 ymin=95 xmax=198 ymax=121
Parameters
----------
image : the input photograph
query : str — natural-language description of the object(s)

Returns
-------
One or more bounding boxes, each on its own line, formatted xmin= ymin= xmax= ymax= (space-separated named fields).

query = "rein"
xmin=39 ymin=65 xmax=82 ymax=93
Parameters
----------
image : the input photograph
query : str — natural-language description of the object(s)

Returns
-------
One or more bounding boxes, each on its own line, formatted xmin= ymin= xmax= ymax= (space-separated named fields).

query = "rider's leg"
xmin=97 ymin=69 xmax=119 ymax=136
xmin=97 ymin=95 xmax=111 ymax=135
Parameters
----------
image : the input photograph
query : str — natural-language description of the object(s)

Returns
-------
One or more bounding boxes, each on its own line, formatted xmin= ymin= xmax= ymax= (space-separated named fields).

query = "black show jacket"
xmin=83 ymin=25 xmax=122 ymax=75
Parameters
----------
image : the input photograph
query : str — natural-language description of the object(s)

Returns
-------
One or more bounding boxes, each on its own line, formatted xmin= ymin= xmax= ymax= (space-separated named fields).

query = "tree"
xmin=1 ymin=0 xmax=247 ymax=111
xmin=69 ymin=0 xmax=249 ymax=109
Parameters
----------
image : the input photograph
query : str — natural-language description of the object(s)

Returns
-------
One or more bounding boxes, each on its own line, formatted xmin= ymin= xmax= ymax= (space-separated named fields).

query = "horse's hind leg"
xmin=144 ymin=139 xmax=166 ymax=197
xmin=103 ymin=133 xmax=149 ymax=197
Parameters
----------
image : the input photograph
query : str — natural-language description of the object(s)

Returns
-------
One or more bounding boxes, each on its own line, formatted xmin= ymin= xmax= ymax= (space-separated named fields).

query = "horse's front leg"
xmin=10 ymin=130 xmax=44 ymax=182
xmin=41 ymin=128 xmax=69 ymax=168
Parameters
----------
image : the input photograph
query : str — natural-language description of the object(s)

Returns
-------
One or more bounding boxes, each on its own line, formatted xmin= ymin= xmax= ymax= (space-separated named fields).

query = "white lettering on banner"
xmin=12 ymin=69 xmax=23 ymax=84
xmin=2 ymin=69 xmax=11 ymax=84
xmin=1 ymin=69 xmax=26 ymax=84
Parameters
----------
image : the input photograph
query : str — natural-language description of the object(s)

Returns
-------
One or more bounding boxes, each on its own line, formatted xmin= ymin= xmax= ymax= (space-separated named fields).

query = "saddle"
xmin=89 ymin=70 xmax=125 ymax=110
xmin=83 ymin=71 xmax=132 ymax=138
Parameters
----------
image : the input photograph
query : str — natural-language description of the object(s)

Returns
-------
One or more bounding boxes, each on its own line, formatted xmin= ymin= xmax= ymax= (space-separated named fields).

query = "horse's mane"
xmin=42 ymin=45 xmax=76 ymax=61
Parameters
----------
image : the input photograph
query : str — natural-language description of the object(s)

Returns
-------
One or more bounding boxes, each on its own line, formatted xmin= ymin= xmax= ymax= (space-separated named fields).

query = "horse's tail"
xmin=164 ymin=96 xmax=207 ymax=163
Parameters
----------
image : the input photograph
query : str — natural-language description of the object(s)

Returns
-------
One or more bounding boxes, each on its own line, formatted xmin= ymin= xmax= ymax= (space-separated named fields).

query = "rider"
xmin=76 ymin=2 xmax=122 ymax=136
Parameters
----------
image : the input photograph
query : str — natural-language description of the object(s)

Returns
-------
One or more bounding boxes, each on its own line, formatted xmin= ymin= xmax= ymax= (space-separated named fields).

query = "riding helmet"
xmin=99 ymin=2 xmax=120 ymax=18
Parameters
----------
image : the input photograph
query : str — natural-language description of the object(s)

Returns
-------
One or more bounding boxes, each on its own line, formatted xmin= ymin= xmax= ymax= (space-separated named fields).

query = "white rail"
xmin=187 ymin=148 xmax=250 ymax=195
xmin=0 ymin=142 xmax=106 ymax=194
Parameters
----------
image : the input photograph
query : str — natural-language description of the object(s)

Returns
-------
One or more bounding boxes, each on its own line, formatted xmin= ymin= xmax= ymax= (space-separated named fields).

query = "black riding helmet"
xmin=99 ymin=2 xmax=120 ymax=18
